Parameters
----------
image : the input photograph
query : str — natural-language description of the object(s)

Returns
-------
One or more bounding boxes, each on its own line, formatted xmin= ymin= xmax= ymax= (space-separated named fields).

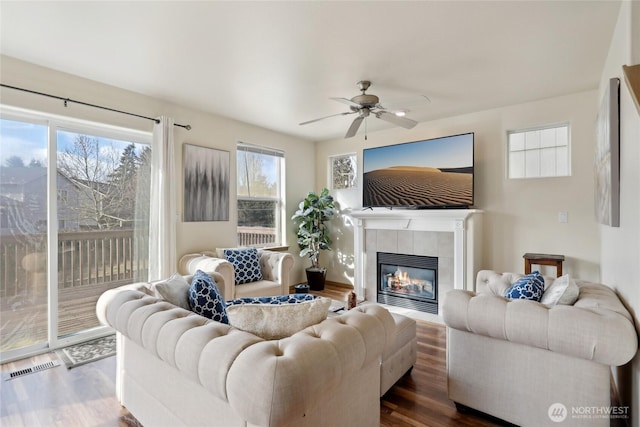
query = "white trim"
xmin=47 ymin=124 xmax=58 ymax=349
xmin=348 ymin=208 xmax=482 ymax=298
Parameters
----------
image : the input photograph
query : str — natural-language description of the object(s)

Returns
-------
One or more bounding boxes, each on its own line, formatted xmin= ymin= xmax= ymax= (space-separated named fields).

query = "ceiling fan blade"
xmin=375 ymin=111 xmax=418 ymax=129
xmin=345 ymin=116 xmax=364 ymax=138
xmin=299 ymin=111 xmax=354 ymax=126
xmin=330 ymin=97 xmax=361 ymax=109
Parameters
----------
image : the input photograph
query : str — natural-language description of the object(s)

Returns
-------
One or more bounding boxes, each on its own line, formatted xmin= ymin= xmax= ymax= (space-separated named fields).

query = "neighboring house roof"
xmin=0 ymin=167 xmax=109 ymax=196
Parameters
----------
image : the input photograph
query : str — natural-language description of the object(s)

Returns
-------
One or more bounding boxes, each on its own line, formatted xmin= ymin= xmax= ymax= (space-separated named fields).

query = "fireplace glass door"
xmin=377 ymin=252 xmax=438 ymax=313
xmin=380 ymin=264 xmax=436 ymax=301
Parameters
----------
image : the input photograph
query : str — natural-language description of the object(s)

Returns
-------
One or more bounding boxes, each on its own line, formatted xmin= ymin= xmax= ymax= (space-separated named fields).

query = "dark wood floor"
xmin=0 ymin=284 xmax=508 ymax=427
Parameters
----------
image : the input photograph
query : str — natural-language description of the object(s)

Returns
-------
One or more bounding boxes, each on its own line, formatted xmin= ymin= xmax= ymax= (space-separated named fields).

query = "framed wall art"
xmin=594 ymin=77 xmax=620 ymax=227
xmin=183 ymin=144 xmax=230 ymax=222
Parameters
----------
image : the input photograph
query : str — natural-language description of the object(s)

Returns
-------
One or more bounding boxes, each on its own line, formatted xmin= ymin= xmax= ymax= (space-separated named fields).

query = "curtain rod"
xmin=0 ymin=83 xmax=191 ymax=130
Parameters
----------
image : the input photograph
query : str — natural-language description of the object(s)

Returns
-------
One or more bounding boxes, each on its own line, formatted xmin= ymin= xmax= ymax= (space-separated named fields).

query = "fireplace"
xmin=377 ymin=252 xmax=438 ymax=314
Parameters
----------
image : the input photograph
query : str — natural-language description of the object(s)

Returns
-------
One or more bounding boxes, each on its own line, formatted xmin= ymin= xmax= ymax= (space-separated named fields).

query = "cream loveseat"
xmin=443 ymin=270 xmax=638 ymax=427
xmin=178 ymin=249 xmax=294 ymax=299
xmin=96 ymin=273 xmax=405 ymax=427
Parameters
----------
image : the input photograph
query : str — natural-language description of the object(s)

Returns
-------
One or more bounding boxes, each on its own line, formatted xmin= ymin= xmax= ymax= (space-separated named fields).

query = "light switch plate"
xmin=559 ymin=211 xmax=568 ymax=223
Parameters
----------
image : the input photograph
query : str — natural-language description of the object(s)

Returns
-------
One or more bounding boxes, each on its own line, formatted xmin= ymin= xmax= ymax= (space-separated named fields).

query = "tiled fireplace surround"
xmin=349 ymin=209 xmax=481 ymax=317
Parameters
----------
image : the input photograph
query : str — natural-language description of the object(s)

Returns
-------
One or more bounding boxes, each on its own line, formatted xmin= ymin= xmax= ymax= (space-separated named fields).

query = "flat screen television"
xmin=362 ymin=132 xmax=474 ymax=209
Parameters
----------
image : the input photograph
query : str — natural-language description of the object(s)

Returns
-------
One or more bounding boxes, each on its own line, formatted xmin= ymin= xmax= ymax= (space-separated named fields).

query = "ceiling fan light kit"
xmin=300 ymin=80 xmax=422 ymax=139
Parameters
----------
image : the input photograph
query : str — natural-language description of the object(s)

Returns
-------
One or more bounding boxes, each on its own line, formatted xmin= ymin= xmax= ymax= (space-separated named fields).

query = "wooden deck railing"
xmin=1 ymin=226 xmax=277 ymax=352
xmin=1 ymin=227 xmax=275 ymax=299
xmin=237 ymin=226 xmax=276 ymax=247
xmin=0 ymin=229 xmax=148 ymax=299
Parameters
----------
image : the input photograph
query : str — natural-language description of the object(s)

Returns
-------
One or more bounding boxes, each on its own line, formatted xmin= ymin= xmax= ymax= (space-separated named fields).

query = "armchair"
xmin=178 ymin=249 xmax=294 ymax=300
xmin=443 ymin=270 xmax=638 ymax=427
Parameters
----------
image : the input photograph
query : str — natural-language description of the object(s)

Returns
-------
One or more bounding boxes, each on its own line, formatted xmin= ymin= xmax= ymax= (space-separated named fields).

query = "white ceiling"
xmin=0 ymin=1 xmax=621 ymax=141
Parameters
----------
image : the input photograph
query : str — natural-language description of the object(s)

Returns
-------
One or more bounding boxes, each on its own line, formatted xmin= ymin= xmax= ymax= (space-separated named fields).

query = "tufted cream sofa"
xmin=96 ymin=273 xmax=401 ymax=427
xmin=178 ymin=249 xmax=294 ymax=300
xmin=443 ymin=270 xmax=638 ymax=427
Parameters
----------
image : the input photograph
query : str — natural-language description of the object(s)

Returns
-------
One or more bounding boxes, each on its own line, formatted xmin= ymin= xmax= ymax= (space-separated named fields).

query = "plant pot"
xmin=305 ymin=267 xmax=327 ymax=291
xmin=294 ymin=284 xmax=310 ymax=294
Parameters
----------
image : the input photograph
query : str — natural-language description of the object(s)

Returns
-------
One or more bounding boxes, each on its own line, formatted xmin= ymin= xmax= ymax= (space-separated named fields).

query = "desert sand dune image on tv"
xmin=362 ymin=133 xmax=474 ymax=208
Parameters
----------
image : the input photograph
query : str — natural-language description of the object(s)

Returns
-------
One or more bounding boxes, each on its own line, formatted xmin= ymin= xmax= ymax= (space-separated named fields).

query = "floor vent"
xmin=4 ymin=360 xmax=60 ymax=381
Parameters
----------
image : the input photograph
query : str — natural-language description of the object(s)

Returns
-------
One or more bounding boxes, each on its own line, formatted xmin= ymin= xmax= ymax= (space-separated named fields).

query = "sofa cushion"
xmin=188 ymin=269 xmax=229 ymax=324
xmin=504 ymin=271 xmax=544 ymax=301
xmin=223 ymin=248 xmax=263 ymax=285
xmin=225 ymin=295 xmax=331 ymax=339
xmin=151 ymin=273 xmax=191 ymax=310
xmin=540 ymin=274 xmax=579 ymax=306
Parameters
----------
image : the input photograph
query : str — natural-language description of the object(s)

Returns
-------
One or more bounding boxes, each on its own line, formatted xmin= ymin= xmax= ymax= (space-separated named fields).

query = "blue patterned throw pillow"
xmin=504 ymin=271 xmax=545 ymax=301
xmin=226 ymin=294 xmax=319 ymax=307
xmin=224 ymin=248 xmax=263 ymax=285
xmin=188 ymin=269 xmax=229 ymax=324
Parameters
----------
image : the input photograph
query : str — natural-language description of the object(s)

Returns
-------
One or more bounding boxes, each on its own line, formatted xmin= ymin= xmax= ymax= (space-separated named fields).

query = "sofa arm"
xmin=178 ymin=253 xmax=234 ymax=299
xmin=258 ymin=250 xmax=294 ymax=288
xmin=443 ymin=287 xmax=638 ymax=366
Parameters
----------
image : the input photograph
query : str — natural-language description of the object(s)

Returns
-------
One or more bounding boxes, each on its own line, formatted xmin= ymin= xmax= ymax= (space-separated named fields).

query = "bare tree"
xmin=56 ymin=135 xmax=123 ymax=229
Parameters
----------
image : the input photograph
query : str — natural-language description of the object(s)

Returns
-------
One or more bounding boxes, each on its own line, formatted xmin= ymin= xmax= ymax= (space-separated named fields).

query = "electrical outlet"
xmin=558 ymin=211 xmax=568 ymax=223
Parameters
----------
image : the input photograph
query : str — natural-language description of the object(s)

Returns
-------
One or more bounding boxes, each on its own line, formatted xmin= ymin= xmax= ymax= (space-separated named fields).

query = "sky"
xmin=363 ymin=133 xmax=474 ymax=173
xmin=0 ymin=118 xmax=48 ymax=165
xmin=0 ymin=117 xmax=147 ymax=169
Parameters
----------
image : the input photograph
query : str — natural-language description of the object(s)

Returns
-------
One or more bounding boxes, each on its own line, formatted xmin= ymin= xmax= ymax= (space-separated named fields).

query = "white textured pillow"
xmin=540 ymin=274 xmax=579 ymax=306
xmin=151 ymin=273 xmax=191 ymax=310
xmin=226 ymin=297 xmax=332 ymax=340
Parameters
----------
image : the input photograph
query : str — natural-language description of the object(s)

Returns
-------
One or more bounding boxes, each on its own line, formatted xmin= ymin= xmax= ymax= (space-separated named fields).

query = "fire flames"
xmin=384 ymin=266 xmax=433 ymax=296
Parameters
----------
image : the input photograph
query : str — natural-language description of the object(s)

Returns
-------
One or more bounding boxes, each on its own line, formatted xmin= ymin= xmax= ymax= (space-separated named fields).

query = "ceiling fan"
xmin=299 ymin=80 xmax=428 ymax=139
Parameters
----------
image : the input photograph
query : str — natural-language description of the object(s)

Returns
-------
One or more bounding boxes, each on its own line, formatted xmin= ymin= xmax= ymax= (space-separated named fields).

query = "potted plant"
xmin=291 ymin=188 xmax=335 ymax=291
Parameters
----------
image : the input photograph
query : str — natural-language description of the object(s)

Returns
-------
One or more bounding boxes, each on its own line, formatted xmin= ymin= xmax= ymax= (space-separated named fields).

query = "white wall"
xmin=0 ymin=55 xmax=316 ymax=283
xmin=598 ymin=2 xmax=640 ymax=423
xmin=316 ymin=90 xmax=600 ymax=286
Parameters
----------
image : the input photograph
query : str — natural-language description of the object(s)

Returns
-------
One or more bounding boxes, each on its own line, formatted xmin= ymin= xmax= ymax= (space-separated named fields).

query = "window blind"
xmin=237 ymin=142 xmax=284 ymax=158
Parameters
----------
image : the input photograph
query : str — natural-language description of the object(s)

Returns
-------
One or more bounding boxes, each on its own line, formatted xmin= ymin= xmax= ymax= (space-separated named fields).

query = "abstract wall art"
xmin=183 ymin=144 xmax=229 ymax=222
xmin=594 ymin=77 xmax=620 ymax=227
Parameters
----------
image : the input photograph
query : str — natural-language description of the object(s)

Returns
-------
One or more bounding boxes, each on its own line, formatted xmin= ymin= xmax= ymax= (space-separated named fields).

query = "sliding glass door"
xmin=0 ymin=117 xmax=50 ymax=356
xmin=0 ymin=108 xmax=151 ymax=361
xmin=55 ymin=128 xmax=151 ymax=339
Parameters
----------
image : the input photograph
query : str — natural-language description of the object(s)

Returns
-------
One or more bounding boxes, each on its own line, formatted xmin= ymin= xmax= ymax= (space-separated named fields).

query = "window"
xmin=236 ymin=143 xmax=284 ymax=247
xmin=329 ymin=153 xmax=357 ymax=189
xmin=0 ymin=107 xmax=151 ymax=361
xmin=507 ymin=124 xmax=570 ymax=179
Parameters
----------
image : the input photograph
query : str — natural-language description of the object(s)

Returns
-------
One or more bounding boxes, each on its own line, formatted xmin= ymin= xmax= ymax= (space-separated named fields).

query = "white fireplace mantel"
xmin=348 ymin=208 xmax=482 ymax=299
